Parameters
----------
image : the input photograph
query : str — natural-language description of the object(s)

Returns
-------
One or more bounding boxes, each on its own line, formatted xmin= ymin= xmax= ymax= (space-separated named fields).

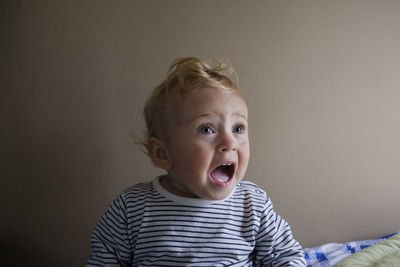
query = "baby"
xmin=87 ymin=57 xmax=306 ymax=266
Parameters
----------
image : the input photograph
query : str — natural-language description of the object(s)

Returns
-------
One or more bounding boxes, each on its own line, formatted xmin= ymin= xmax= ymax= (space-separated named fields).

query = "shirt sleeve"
xmin=254 ymin=198 xmax=306 ymax=267
xmin=86 ymin=194 xmax=132 ymax=267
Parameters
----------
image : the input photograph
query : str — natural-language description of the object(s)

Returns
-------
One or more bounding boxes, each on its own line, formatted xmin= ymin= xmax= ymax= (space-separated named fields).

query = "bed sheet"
xmin=304 ymin=232 xmax=399 ymax=267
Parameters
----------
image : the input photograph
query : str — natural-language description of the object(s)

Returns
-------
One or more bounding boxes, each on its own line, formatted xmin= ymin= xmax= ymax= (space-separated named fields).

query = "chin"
xmin=206 ymin=188 xmax=234 ymax=200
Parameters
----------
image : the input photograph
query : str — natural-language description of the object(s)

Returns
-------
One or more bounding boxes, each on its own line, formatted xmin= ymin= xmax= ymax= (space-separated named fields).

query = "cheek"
xmin=239 ymin=141 xmax=250 ymax=166
xmin=187 ymin=144 xmax=211 ymax=166
xmin=171 ymin=143 xmax=210 ymax=170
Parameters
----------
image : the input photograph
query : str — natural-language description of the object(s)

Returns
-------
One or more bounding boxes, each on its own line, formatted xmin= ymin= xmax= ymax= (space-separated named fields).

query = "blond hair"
xmin=143 ymin=57 xmax=240 ymax=149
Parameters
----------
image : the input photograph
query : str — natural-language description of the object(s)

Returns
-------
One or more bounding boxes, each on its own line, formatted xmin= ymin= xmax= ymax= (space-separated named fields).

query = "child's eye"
xmin=199 ymin=125 xmax=214 ymax=134
xmin=233 ymin=124 xmax=246 ymax=134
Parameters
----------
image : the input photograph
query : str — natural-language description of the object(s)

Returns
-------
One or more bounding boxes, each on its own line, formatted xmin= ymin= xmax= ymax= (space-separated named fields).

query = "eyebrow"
xmin=233 ymin=112 xmax=248 ymax=121
xmin=189 ymin=112 xmax=248 ymax=124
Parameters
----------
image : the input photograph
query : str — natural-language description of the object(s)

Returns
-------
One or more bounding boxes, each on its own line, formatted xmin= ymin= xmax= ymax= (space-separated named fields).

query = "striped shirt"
xmin=87 ymin=177 xmax=306 ymax=266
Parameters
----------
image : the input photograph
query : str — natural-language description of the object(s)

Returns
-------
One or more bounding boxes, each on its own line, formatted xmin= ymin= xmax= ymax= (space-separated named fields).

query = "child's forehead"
xmin=178 ymin=86 xmax=242 ymax=101
xmin=167 ymin=87 xmax=247 ymax=120
xmin=174 ymin=86 xmax=242 ymax=104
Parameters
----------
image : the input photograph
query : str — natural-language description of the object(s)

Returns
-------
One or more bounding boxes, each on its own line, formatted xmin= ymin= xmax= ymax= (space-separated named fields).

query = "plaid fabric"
xmin=304 ymin=233 xmax=399 ymax=267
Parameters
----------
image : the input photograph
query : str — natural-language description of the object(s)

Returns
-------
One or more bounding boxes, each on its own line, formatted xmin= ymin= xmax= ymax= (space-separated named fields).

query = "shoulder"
xmin=233 ymin=180 xmax=272 ymax=206
xmin=118 ymin=180 xmax=162 ymax=202
xmin=107 ymin=180 xmax=163 ymax=211
xmin=236 ymin=180 xmax=268 ymax=198
xmin=106 ymin=180 xmax=167 ymax=219
xmin=122 ymin=181 xmax=154 ymax=196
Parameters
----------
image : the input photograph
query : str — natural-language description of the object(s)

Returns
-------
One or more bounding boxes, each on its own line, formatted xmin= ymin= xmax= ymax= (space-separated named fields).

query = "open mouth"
xmin=210 ymin=163 xmax=235 ymax=186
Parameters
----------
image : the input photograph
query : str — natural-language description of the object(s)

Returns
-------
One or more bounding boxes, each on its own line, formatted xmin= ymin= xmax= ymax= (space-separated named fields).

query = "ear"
xmin=146 ymin=137 xmax=172 ymax=170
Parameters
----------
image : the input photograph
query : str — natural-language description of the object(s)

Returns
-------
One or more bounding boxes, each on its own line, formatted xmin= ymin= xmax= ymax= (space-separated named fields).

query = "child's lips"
xmin=209 ymin=162 xmax=236 ymax=186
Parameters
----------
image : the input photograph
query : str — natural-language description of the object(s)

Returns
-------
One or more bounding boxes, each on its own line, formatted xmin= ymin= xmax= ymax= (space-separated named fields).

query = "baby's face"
xmin=163 ymin=87 xmax=250 ymax=200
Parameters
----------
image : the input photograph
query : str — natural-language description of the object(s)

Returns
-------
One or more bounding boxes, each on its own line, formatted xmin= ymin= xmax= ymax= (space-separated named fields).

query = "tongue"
xmin=210 ymin=166 xmax=229 ymax=183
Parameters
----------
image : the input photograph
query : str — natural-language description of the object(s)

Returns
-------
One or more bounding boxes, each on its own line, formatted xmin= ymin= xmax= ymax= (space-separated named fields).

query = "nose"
xmin=217 ymin=131 xmax=237 ymax=153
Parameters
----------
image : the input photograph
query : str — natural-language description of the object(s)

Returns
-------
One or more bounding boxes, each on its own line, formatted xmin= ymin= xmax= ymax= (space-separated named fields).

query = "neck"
xmin=160 ymin=175 xmax=198 ymax=198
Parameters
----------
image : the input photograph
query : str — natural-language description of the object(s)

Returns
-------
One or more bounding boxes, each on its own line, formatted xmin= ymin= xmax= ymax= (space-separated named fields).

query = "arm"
xmin=255 ymin=199 xmax=306 ymax=266
xmin=86 ymin=194 xmax=132 ymax=267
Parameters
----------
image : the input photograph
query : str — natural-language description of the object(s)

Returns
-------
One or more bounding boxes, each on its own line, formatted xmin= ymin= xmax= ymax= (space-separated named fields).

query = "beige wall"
xmin=2 ymin=0 xmax=400 ymax=266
